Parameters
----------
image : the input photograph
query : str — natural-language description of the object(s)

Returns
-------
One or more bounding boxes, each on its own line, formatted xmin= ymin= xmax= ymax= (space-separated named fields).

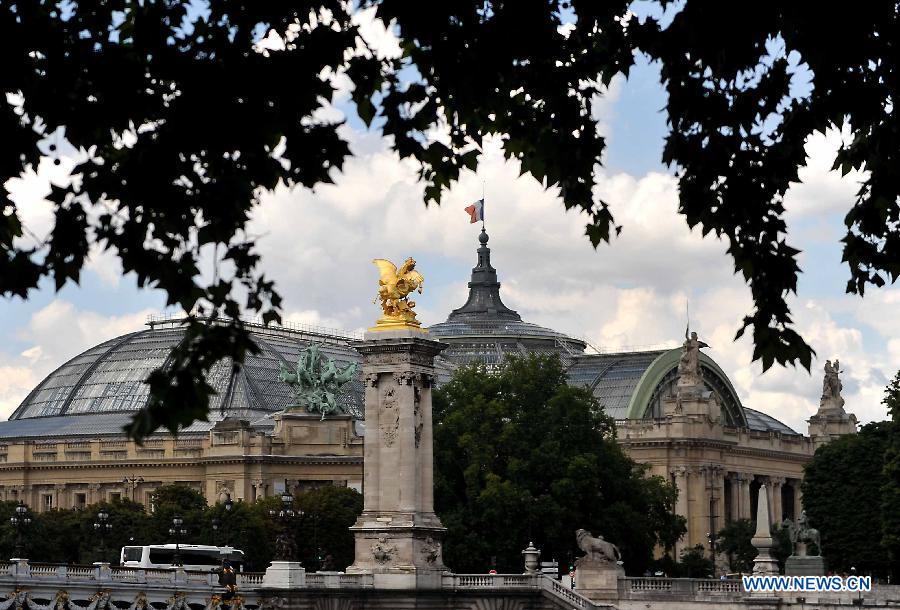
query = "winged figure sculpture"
xmin=372 ymin=257 xmax=425 ymax=329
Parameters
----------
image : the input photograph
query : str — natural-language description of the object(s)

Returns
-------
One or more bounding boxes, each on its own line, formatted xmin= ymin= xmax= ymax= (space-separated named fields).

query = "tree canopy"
xmin=802 ymin=421 xmax=895 ymax=578
xmin=432 ymin=354 xmax=685 ymax=575
xmin=0 ymin=485 xmax=360 ymax=570
xmin=3 ymin=1 xmax=899 ymax=438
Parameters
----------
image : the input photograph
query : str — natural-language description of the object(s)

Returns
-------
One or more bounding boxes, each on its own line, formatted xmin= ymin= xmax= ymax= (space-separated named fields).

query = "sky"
xmin=1 ymin=8 xmax=897 ymax=432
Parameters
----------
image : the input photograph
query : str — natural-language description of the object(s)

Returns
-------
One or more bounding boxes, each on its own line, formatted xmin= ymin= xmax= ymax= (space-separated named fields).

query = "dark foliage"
xmin=716 ymin=518 xmax=756 ymax=574
xmin=4 ymin=2 xmax=899 ymax=437
xmin=433 ymin=354 xmax=685 ymax=576
xmin=803 ymin=422 xmax=894 ymax=578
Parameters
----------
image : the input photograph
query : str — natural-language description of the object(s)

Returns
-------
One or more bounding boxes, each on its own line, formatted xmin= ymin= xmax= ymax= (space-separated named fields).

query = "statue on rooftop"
xmin=820 ymin=359 xmax=845 ymax=411
xmin=371 ymin=257 xmax=425 ymax=330
xmin=677 ymin=330 xmax=708 ymax=393
xmin=278 ymin=344 xmax=359 ymax=419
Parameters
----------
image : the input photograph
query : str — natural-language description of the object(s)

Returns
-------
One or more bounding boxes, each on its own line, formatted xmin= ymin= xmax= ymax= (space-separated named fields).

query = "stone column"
xmin=88 ymin=483 xmax=101 ymax=505
xmin=739 ymin=474 xmax=752 ymax=520
xmin=347 ymin=329 xmax=447 ymax=589
xmin=793 ymin=480 xmax=803 ymax=520
xmin=54 ymin=484 xmax=66 ymax=510
xmin=771 ymin=477 xmax=785 ymax=523
xmin=671 ymin=466 xmax=690 ymax=557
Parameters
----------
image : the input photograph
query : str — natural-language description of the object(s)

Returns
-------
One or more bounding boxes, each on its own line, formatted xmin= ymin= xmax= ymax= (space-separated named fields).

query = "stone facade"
xmin=0 ymin=412 xmax=362 ymax=511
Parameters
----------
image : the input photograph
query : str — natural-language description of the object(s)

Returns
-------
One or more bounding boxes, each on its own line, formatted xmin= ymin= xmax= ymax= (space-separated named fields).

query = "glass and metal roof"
xmin=567 ymin=351 xmax=667 ymax=418
xmin=10 ymin=320 xmax=367 ymax=422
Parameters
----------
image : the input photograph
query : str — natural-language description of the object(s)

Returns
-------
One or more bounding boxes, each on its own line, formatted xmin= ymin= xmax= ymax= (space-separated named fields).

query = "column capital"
xmin=670 ymin=465 xmax=690 ymax=478
xmin=770 ymin=476 xmax=787 ymax=486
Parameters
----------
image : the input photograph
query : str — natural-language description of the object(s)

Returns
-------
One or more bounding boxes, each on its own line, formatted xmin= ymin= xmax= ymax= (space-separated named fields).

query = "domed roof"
xmin=427 ymin=229 xmax=586 ymax=366
xmin=10 ymin=319 xmax=365 ymax=422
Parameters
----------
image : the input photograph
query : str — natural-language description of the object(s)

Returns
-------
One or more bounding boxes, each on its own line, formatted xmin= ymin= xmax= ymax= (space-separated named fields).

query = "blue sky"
xmin=1 ymin=10 xmax=896 ymax=431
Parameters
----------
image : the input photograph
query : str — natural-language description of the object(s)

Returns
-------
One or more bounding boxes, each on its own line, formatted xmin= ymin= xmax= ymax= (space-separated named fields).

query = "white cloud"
xmin=0 ymin=301 xmax=157 ymax=419
xmin=784 ymin=126 xmax=867 ymax=224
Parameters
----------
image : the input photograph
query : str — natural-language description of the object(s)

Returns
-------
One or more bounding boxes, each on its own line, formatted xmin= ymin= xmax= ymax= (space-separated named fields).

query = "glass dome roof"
xmin=10 ymin=320 xmax=366 ymax=421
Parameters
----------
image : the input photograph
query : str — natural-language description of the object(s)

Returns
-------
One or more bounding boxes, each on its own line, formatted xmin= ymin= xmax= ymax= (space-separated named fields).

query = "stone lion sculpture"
xmin=575 ymin=529 xmax=621 ymax=564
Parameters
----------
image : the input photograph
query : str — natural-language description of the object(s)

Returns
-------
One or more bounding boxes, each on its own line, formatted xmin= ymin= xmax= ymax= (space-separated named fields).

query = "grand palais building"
xmin=0 ymin=230 xmax=858 ymax=555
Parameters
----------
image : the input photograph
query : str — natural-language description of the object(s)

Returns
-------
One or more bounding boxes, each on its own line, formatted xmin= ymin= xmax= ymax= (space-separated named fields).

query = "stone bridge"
xmin=1 ymin=560 xmax=899 ymax=610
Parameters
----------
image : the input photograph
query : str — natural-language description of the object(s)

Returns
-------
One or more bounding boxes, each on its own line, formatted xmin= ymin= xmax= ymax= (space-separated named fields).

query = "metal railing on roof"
xmin=145 ymin=313 xmax=363 ymax=341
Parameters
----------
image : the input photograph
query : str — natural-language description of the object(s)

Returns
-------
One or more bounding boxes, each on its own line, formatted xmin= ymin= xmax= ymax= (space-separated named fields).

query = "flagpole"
xmin=481 ymin=180 xmax=486 ymax=230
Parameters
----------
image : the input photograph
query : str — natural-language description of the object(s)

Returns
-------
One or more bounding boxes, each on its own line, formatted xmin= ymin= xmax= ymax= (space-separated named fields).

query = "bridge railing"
xmin=618 ymin=576 xmax=742 ymax=599
xmin=2 ymin=560 xmax=267 ymax=589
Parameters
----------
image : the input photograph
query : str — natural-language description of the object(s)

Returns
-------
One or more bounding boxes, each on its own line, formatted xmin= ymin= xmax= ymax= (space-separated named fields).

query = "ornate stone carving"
xmin=782 ymin=511 xmax=821 ymax=556
xmin=393 ymin=371 xmax=416 ymax=385
xmin=364 ymin=373 xmax=380 ymax=387
xmin=820 ymin=359 xmax=846 ymax=412
xmin=371 ymin=257 xmax=425 ymax=330
xmin=413 ymin=385 xmax=424 ymax=448
xmin=380 ymin=387 xmax=400 ymax=447
xmin=670 ymin=465 xmax=689 ymax=478
xmin=371 ymin=536 xmax=397 ymax=564
xmin=278 ymin=343 xmax=359 ymax=419
xmin=676 ymin=331 xmax=707 ymax=395
xmin=575 ymin=529 xmax=621 ymax=565
xmin=420 ymin=537 xmax=440 ymax=564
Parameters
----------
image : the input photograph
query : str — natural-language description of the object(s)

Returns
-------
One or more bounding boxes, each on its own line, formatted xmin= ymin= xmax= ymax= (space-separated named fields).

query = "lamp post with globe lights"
xmin=223 ymin=495 xmax=233 ymax=546
xmin=10 ymin=502 xmax=31 ymax=559
xmin=268 ymin=490 xmax=301 ymax=561
xmin=169 ymin=515 xmax=187 ymax=567
xmin=122 ymin=476 xmax=143 ymax=502
xmin=93 ymin=508 xmax=113 ymax=562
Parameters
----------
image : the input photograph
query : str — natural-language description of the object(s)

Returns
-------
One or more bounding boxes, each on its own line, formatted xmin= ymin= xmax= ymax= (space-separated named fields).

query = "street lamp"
xmin=169 ymin=514 xmax=187 ymax=567
xmin=211 ymin=517 xmax=220 ymax=547
xmin=93 ymin=508 xmax=113 ymax=562
xmin=222 ymin=495 xmax=233 ymax=546
xmin=268 ymin=490 xmax=301 ymax=561
xmin=122 ymin=476 xmax=144 ymax=503
xmin=10 ymin=502 xmax=31 ymax=559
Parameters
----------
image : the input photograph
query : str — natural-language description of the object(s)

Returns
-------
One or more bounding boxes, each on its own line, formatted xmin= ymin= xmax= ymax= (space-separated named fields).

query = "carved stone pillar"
xmin=740 ymin=475 xmax=752 ymax=520
xmin=671 ymin=466 xmax=690 ymax=557
xmin=793 ymin=480 xmax=803 ymax=521
xmin=54 ymin=484 xmax=66 ymax=510
xmin=88 ymin=483 xmax=101 ymax=505
xmin=347 ymin=329 xmax=447 ymax=588
xmin=771 ymin=477 xmax=785 ymax=523
xmin=726 ymin=474 xmax=738 ymax=521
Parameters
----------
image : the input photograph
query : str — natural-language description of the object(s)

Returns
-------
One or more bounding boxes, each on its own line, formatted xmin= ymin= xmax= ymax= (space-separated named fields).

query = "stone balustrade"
xmin=0 ymin=559 xmax=263 ymax=610
xmin=2 ymin=561 xmax=898 ymax=610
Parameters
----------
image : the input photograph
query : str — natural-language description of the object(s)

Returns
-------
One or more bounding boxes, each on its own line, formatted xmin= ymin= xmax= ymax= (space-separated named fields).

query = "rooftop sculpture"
xmin=278 ymin=344 xmax=359 ymax=419
xmin=371 ymin=257 xmax=425 ymax=330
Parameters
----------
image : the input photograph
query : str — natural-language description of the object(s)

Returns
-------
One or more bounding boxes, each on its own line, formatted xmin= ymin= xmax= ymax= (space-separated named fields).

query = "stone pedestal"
xmin=346 ymin=329 xmax=448 ymax=589
xmin=785 ymin=555 xmax=826 ymax=576
xmin=263 ymin=561 xmax=306 ymax=588
xmin=573 ymin=558 xmax=624 ymax=601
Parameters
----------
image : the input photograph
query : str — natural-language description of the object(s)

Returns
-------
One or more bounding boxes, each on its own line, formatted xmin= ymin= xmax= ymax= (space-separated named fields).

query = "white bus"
xmin=120 ymin=544 xmax=245 ymax=572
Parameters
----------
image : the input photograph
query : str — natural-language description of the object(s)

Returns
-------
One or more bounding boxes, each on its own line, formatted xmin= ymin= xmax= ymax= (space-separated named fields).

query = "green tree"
xmin=677 ymin=545 xmax=714 ymax=578
xmin=881 ymin=371 xmax=900 ymax=578
xmin=433 ymin=354 xmax=685 ymax=575
xmin=80 ymin=499 xmax=151 ymax=564
xmin=146 ymin=484 xmax=207 ymax=545
xmin=717 ymin=519 xmax=756 ymax=574
xmin=204 ymin=499 xmax=273 ymax=571
xmin=293 ymin=486 xmax=363 ymax=572
xmin=4 ymin=2 xmax=900 ymax=439
xmin=802 ymin=422 xmax=893 ymax=578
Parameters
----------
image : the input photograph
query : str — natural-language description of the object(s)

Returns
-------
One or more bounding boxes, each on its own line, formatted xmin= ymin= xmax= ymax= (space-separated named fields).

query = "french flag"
xmin=464 ymin=199 xmax=484 ymax=224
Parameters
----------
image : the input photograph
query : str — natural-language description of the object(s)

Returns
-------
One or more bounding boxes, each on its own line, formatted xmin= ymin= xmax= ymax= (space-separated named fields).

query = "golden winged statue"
xmin=371 ymin=257 xmax=426 ymax=330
